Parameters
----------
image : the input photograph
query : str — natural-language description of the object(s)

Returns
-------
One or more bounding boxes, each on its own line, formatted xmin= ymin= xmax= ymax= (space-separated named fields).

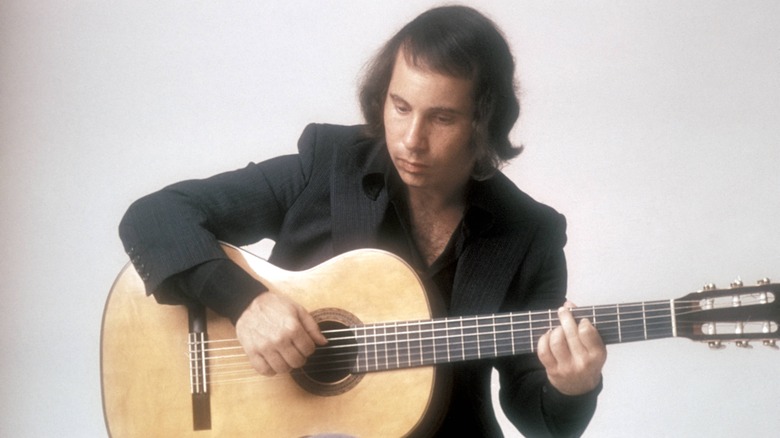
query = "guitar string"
xmin=199 ymin=318 xmax=673 ymax=360
xmin=201 ymin=318 xmax=687 ymax=386
xmin=198 ymin=307 xmax=677 ymax=357
xmin=198 ymin=301 xmax=762 ymax=370
xmin=197 ymin=312 xmax=691 ymax=383
xmin=202 ymin=321 xmax=765 ymax=386
xmin=201 ymin=326 xmax=677 ymax=385
xmin=197 ymin=297 xmax=742 ymax=354
xmin=198 ymin=294 xmax=769 ymax=350
xmin=192 ymin=300 xmax=774 ymax=384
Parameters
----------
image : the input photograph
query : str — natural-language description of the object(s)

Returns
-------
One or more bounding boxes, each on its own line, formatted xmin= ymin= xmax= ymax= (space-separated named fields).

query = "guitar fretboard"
xmin=351 ymin=300 xmax=675 ymax=373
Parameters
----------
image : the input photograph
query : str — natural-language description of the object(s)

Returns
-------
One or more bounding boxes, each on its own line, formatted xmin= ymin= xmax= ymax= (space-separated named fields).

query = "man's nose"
xmin=402 ymin=117 xmax=427 ymax=152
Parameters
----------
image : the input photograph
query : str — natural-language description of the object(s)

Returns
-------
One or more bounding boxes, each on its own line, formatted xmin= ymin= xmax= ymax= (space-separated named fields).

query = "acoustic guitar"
xmin=101 ymin=243 xmax=779 ymax=437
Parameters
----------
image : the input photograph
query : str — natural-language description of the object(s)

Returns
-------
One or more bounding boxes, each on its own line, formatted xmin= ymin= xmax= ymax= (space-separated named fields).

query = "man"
xmin=120 ymin=6 xmax=606 ymax=437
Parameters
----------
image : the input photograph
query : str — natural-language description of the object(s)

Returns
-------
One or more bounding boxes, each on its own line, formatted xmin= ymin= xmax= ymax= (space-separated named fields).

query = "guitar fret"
xmin=492 ymin=315 xmax=498 ymax=357
xmin=594 ymin=305 xmax=619 ymax=344
xmin=509 ymin=314 xmax=516 ymax=355
xmin=642 ymin=302 xmax=647 ymax=340
xmin=378 ymin=323 xmax=387 ymax=371
xmin=511 ymin=313 xmax=532 ymax=355
xmin=436 ymin=320 xmax=449 ymax=364
xmin=416 ymin=321 xmax=424 ymax=367
xmin=622 ymin=303 xmax=642 ymax=343
xmin=445 ymin=319 xmax=451 ymax=362
xmin=548 ymin=309 xmax=553 ymax=332
xmin=431 ymin=321 xmax=447 ymax=363
xmin=367 ymin=326 xmax=373 ymax=373
xmin=361 ymin=326 xmax=367 ymax=373
xmin=529 ymin=311 xmax=548 ymax=353
xmin=357 ymin=327 xmax=365 ymax=373
xmin=494 ymin=314 xmax=512 ymax=357
xmin=445 ymin=317 xmax=463 ymax=362
xmin=396 ymin=321 xmax=409 ymax=369
xmin=475 ymin=318 xmax=481 ymax=359
xmin=406 ymin=323 xmax=412 ymax=366
xmin=528 ymin=312 xmax=534 ymax=353
xmin=379 ymin=323 xmax=385 ymax=370
xmin=646 ymin=301 xmax=675 ymax=340
xmin=354 ymin=327 xmax=363 ymax=373
xmin=478 ymin=316 xmax=494 ymax=359
xmin=463 ymin=317 xmax=477 ymax=361
xmin=458 ymin=317 xmax=465 ymax=361
xmin=372 ymin=325 xmax=378 ymax=371
xmin=421 ymin=321 xmax=433 ymax=365
xmin=616 ymin=304 xmax=622 ymax=343
xmin=393 ymin=322 xmax=400 ymax=370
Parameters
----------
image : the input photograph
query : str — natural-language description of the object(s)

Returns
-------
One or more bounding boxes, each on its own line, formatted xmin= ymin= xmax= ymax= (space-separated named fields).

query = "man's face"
xmin=383 ymin=49 xmax=477 ymax=198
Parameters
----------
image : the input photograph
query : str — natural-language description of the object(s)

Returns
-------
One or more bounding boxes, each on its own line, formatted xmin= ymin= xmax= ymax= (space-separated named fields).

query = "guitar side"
xmin=101 ymin=246 xmax=447 ymax=437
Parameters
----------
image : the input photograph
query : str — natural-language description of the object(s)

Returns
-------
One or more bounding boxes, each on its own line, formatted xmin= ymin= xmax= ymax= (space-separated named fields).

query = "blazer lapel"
xmin=330 ymin=139 xmax=390 ymax=254
xmin=449 ymin=223 xmax=538 ymax=316
xmin=449 ymin=174 xmax=543 ymax=316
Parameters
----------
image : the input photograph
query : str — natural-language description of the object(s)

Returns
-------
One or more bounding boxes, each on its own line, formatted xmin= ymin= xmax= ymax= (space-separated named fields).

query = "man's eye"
xmin=395 ymin=105 xmax=410 ymax=114
xmin=435 ymin=115 xmax=455 ymax=124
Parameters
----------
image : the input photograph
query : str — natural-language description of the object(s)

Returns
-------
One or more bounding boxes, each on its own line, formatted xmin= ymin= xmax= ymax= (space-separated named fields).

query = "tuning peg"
xmin=708 ymin=341 xmax=726 ymax=350
xmin=702 ymin=283 xmax=717 ymax=291
xmin=757 ymin=278 xmax=771 ymax=285
xmin=730 ymin=278 xmax=743 ymax=288
xmin=735 ymin=341 xmax=752 ymax=349
xmin=763 ymin=340 xmax=779 ymax=349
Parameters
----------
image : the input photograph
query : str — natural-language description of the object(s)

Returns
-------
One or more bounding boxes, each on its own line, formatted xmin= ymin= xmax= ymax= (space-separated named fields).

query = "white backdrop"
xmin=2 ymin=1 xmax=778 ymax=437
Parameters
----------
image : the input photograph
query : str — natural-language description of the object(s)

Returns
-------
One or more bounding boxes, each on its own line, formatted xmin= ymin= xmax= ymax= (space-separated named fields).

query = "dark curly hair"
xmin=359 ymin=5 xmax=522 ymax=179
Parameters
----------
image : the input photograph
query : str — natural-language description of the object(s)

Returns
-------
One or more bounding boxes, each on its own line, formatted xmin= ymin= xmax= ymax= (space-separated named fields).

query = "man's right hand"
xmin=235 ymin=291 xmax=328 ymax=376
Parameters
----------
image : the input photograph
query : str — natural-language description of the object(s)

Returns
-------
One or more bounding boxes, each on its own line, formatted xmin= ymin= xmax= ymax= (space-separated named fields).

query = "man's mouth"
xmin=397 ymin=158 xmax=429 ymax=173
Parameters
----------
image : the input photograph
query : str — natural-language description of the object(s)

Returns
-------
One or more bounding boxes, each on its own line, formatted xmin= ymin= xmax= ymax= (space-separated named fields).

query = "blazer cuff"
xmin=541 ymin=377 xmax=602 ymax=434
xmin=174 ymin=259 xmax=268 ymax=324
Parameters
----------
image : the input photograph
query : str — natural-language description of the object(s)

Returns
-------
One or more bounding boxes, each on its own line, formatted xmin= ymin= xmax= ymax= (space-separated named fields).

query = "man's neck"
xmin=405 ymin=181 xmax=469 ymax=215
xmin=405 ymin=183 xmax=470 ymax=267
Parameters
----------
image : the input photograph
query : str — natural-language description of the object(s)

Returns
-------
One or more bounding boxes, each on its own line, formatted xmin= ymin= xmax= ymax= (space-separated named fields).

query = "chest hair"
xmin=409 ymin=207 xmax=461 ymax=267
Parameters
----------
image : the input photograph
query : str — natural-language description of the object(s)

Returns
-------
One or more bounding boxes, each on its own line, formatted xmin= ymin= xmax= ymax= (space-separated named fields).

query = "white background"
xmin=2 ymin=1 xmax=778 ymax=436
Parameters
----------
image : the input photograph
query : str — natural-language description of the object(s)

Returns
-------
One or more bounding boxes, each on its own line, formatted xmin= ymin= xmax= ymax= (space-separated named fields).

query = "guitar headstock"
xmin=674 ymin=278 xmax=780 ymax=349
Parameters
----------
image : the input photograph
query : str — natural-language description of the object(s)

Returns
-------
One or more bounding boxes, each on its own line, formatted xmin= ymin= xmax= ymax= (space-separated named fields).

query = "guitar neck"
xmin=351 ymin=300 xmax=675 ymax=373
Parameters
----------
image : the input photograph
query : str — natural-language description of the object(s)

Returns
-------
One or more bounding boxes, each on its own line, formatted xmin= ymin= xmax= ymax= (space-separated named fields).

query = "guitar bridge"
xmin=188 ymin=305 xmax=211 ymax=431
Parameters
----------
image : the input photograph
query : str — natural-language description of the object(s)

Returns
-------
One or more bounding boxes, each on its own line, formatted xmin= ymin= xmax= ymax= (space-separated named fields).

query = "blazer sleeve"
xmin=496 ymin=212 xmax=601 ymax=438
xmin=118 ymin=124 xmax=320 ymax=296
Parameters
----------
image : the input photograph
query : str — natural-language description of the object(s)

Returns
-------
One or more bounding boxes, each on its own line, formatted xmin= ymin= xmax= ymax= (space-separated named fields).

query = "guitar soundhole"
xmin=292 ymin=308 xmax=363 ymax=397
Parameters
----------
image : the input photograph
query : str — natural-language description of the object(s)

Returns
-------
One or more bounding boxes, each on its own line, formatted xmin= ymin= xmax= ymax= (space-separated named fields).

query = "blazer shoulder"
xmin=297 ymin=123 xmax=369 ymax=153
xmin=482 ymin=172 xmax=566 ymax=229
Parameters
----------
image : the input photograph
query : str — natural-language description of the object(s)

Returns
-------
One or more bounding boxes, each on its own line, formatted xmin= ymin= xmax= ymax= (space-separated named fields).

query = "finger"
xmin=578 ymin=318 xmax=606 ymax=352
xmin=277 ymin=340 xmax=310 ymax=370
xmin=548 ymin=324 xmax=572 ymax=363
xmin=263 ymin=349 xmax=294 ymax=375
xmin=297 ymin=305 xmax=328 ymax=346
xmin=557 ymin=306 xmax=587 ymax=357
xmin=247 ymin=353 xmax=274 ymax=376
xmin=536 ymin=330 xmax=557 ymax=369
xmin=287 ymin=319 xmax=317 ymax=358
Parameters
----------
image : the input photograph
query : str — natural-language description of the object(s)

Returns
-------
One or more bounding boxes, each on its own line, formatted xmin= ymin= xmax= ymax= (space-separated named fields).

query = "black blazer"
xmin=119 ymin=123 xmax=598 ymax=437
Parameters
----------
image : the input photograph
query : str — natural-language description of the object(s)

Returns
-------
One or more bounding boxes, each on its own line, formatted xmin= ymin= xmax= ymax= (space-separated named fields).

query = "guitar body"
xmin=103 ymin=243 xmax=780 ymax=436
xmin=101 ymin=245 xmax=448 ymax=437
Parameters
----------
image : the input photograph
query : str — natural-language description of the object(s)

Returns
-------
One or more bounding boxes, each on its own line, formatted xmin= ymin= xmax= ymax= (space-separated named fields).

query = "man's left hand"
xmin=537 ymin=302 xmax=607 ymax=395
